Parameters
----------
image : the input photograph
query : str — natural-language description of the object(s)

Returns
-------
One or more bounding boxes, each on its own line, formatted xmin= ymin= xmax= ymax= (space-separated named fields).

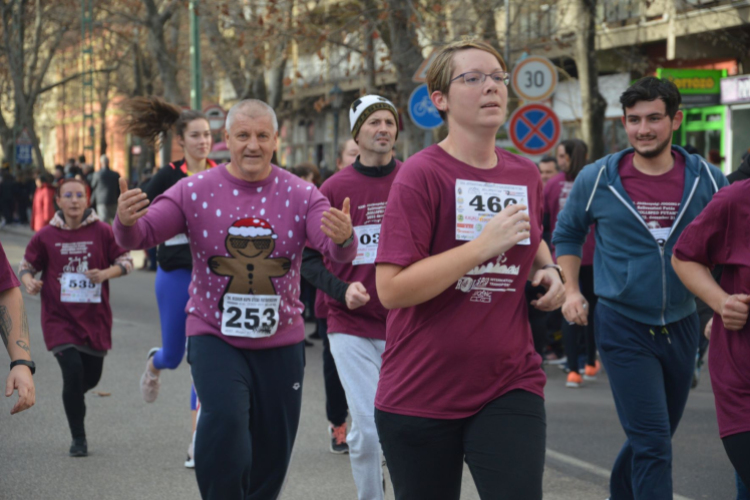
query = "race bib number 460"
xmin=221 ymin=294 xmax=281 ymax=338
xmin=455 ymin=179 xmax=530 ymax=245
xmin=61 ymin=272 xmax=102 ymax=303
xmin=352 ymin=224 xmax=381 ymax=266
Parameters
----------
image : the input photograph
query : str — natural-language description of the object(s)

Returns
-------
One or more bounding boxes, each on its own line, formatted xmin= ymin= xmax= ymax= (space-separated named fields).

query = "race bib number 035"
xmin=221 ymin=294 xmax=281 ymax=338
xmin=455 ymin=179 xmax=530 ymax=245
xmin=61 ymin=272 xmax=102 ymax=303
xmin=352 ymin=224 xmax=381 ymax=266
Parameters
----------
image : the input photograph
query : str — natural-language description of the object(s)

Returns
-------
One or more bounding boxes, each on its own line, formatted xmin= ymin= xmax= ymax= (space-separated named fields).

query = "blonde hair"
xmin=426 ymin=40 xmax=507 ymax=120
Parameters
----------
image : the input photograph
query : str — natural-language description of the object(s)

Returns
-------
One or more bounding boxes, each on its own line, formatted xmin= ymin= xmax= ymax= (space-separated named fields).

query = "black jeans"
xmin=561 ymin=265 xmax=598 ymax=373
xmin=375 ymin=390 xmax=546 ymax=500
xmin=724 ymin=432 xmax=750 ymax=492
xmin=318 ymin=318 xmax=348 ymax=426
xmin=188 ymin=335 xmax=305 ymax=500
xmin=55 ymin=347 xmax=104 ymax=440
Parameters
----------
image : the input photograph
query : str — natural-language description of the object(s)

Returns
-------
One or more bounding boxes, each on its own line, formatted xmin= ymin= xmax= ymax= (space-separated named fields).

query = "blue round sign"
xmin=408 ymin=84 xmax=443 ymax=130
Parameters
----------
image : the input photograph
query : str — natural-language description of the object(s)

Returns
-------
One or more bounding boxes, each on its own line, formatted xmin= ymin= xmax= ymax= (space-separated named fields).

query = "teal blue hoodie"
xmin=552 ymin=146 xmax=728 ymax=326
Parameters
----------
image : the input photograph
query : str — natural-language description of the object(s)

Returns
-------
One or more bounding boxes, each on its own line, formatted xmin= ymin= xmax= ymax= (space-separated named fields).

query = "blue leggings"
xmin=154 ymin=267 xmax=198 ymax=410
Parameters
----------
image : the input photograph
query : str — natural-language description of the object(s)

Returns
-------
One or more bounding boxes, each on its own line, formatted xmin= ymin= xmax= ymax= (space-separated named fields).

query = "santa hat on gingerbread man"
xmin=228 ymin=218 xmax=278 ymax=239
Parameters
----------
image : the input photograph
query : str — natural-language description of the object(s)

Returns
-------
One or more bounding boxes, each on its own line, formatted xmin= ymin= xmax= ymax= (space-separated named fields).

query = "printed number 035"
xmin=69 ymin=279 xmax=95 ymax=289
xmin=469 ymin=195 xmax=517 ymax=213
xmin=225 ymin=307 xmax=276 ymax=330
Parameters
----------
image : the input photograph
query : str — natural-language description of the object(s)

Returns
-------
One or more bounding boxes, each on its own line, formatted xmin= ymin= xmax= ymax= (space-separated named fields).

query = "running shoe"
xmin=566 ymin=371 xmax=583 ymax=388
xmin=69 ymin=438 xmax=88 ymax=457
xmin=140 ymin=348 xmax=161 ymax=403
xmin=583 ymin=360 xmax=602 ymax=381
xmin=184 ymin=441 xmax=195 ymax=468
xmin=329 ymin=423 xmax=349 ymax=454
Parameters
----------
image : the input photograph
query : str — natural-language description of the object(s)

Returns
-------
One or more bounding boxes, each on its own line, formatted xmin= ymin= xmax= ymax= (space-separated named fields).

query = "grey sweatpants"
xmin=328 ymin=333 xmax=386 ymax=500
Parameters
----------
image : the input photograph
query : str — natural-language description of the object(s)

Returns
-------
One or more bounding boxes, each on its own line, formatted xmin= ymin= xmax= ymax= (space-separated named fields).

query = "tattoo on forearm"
xmin=20 ymin=303 xmax=29 ymax=340
xmin=16 ymin=340 xmax=30 ymax=354
xmin=0 ymin=305 xmax=11 ymax=348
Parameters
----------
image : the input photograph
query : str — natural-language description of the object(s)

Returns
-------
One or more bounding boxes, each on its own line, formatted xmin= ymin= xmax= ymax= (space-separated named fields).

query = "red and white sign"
xmin=511 ymin=56 xmax=558 ymax=102
xmin=508 ymin=103 xmax=561 ymax=156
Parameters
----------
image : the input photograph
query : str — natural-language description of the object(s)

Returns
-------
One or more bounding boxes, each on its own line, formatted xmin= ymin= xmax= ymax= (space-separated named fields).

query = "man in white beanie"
xmin=301 ymin=95 xmax=400 ymax=500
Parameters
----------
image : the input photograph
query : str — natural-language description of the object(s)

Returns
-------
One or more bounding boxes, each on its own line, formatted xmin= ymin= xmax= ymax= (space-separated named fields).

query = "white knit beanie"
xmin=349 ymin=95 xmax=399 ymax=141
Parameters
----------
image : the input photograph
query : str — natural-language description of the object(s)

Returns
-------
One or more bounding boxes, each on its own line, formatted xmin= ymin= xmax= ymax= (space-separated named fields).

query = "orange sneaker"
xmin=329 ymin=423 xmax=349 ymax=454
xmin=584 ymin=360 xmax=602 ymax=381
xmin=566 ymin=371 xmax=583 ymax=388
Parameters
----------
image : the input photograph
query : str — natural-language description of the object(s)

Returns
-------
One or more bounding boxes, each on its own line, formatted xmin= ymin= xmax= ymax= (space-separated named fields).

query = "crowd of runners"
xmin=1 ymin=38 xmax=749 ymax=500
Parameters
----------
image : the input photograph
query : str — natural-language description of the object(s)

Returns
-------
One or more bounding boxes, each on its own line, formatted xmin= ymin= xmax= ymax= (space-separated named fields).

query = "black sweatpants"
xmin=318 ymin=317 xmax=348 ymax=426
xmin=561 ymin=265 xmax=598 ymax=373
xmin=724 ymin=432 xmax=750 ymax=491
xmin=375 ymin=390 xmax=546 ymax=500
xmin=54 ymin=347 xmax=104 ymax=440
xmin=188 ymin=335 xmax=305 ymax=500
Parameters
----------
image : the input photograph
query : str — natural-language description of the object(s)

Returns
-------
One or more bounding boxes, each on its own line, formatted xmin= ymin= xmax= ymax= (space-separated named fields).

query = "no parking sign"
xmin=508 ymin=104 xmax=560 ymax=155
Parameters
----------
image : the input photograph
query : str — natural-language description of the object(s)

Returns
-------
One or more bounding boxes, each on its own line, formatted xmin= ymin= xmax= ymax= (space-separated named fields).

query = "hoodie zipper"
xmin=607 ymin=176 xmax=700 ymax=325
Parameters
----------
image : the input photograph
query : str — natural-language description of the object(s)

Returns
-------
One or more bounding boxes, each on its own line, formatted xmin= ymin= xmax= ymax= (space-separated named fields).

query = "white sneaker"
xmin=140 ymin=348 xmax=161 ymax=403
xmin=184 ymin=441 xmax=195 ymax=468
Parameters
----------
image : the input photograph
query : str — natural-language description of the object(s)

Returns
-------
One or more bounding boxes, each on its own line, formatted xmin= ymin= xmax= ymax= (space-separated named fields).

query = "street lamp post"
xmin=330 ymin=83 xmax=343 ymax=173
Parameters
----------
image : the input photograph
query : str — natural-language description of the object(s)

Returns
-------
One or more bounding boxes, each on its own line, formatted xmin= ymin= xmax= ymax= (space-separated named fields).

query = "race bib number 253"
xmin=221 ymin=294 xmax=281 ymax=338
xmin=455 ymin=179 xmax=530 ymax=245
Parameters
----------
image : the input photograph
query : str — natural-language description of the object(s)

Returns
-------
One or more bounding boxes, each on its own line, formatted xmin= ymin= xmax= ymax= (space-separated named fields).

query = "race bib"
xmin=221 ymin=294 xmax=281 ymax=338
xmin=61 ymin=273 xmax=102 ymax=303
xmin=352 ymin=224 xmax=381 ymax=266
xmin=164 ymin=233 xmax=189 ymax=246
xmin=649 ymin=226 xmax=670 ymax=246
xmin=455 ymin=179 xmax=530 ymax=245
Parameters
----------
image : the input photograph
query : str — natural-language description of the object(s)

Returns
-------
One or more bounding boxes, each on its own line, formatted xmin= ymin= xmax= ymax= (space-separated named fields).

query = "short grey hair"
xmin=225 ymin=99 xmax=278 ymax=133
xmin=99 ymin=155 xmax=109 ymax=168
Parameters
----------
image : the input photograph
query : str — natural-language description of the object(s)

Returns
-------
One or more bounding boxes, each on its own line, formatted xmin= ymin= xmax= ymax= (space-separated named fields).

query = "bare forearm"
xmin=0 ymin=288 xmax=32 ymax=362
xmin=558 ymin=255 xmax=582 ymax=294
xmin=529 ymin=240 xmax=554 ymax=278
xmin=376 ymin=240 xmax=488 ymax=309
xmin=672 ymin=256 xmax=727 ymax=314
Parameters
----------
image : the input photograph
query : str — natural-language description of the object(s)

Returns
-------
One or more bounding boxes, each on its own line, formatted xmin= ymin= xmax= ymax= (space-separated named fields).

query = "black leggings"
xmin=318 ymin=318 xmax=348 ymax=426
xmin=561 ymin=265 xmax=598 ymax=373
xmin=375 ymin=390 xmax=546 ymax=500
xmin=55 ymin=348 xmax=104 ymax=440
xmin=723 ymin=432 xmax=750 ymax=490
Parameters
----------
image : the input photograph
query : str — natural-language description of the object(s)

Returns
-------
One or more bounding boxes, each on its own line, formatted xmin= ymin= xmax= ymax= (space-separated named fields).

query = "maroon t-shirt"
xmin=319 ymin=162 xmax=401 ymax=340
xmin=544 ymin=172 xmax=595 ymax=266
xmin=620 ymin=152 xmax=686 ymax=242
xmin=23 ymin=222 xmax=128 ymax=352
xmin=673 ymin=179 xmax=750 ymax=439
xmin=374 ymin=145 xmax=546 ymax=419
xmin=0 ymin=241 xmax=20 ymax=293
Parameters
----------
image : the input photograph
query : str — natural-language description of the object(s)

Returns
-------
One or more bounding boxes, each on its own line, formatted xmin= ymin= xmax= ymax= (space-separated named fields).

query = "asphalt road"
xmin=0 ymin=227 xmax=738 ymax=500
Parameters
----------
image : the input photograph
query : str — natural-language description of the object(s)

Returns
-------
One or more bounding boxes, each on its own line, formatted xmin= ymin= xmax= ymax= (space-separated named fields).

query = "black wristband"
xmin=338 ymin=232 xmax=354 ymax=248
xmin=10 ymin=360 xmax=35 ymax=375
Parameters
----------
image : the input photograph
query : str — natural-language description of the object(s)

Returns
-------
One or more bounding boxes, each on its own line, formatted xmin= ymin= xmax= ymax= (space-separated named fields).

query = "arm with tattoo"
xmin=0 ymin=286 xmax=35 ymax=414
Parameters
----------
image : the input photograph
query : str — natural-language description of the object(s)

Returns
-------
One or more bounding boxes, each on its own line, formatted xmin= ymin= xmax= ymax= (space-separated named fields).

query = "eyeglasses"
xmin=61 ymin=192 xmax=86 ymax=199
xmin=450 ymin=71 xmax=510 ymax=87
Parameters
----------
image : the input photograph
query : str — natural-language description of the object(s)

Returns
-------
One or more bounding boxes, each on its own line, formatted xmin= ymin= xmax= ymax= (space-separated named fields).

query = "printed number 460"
xmin=226 ymin=307 xmax=277 ymax=330
xmin=469 ymin=195 xmax=517 ymax=213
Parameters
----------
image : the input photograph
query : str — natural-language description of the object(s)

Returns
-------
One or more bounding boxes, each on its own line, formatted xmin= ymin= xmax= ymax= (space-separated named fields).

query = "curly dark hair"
xmin=620 ymin=76 xmax=682 ymax=120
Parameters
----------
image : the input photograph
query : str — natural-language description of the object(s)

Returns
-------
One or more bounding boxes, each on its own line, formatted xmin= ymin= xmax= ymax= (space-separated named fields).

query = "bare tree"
xmin=575 ymin=0 xmax=606 ymax=161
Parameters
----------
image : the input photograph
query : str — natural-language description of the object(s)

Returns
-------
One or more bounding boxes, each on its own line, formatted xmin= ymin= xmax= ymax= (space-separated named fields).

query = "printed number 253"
xmin=226 ymin=307 xmax=276 ymax=330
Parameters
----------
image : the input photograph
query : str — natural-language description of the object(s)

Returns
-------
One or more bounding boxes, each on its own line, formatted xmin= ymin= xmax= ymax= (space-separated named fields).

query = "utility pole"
xmin=82 ymin=0 xmax=95 ymax=164
xmin=189 ymin=0 xmax=202 ymax=111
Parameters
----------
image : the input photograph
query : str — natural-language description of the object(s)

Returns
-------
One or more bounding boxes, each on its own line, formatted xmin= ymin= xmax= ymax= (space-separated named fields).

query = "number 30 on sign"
xmin=511 ymin=56 xmax=558 ymax=102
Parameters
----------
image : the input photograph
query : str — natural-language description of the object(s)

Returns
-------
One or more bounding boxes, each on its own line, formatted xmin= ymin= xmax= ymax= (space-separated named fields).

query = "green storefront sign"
xmin=656 ymin=68 xmax=726 ymax=106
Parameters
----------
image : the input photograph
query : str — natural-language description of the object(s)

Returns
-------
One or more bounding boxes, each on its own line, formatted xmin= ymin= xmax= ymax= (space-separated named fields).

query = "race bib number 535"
xmin=221 ymin=294 xmax=281 ymax=338
xmin=455 ymin=179 xmax=530 ymax=245
xmin=61 ymin=272 xmax=102 ymax=303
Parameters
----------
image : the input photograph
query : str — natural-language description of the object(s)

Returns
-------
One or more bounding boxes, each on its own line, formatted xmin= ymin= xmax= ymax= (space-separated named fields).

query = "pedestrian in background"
xmin=31 ymin=172 xmax=56 ymax=232
xmin=90 ymin=155 xmax=120 ymax=224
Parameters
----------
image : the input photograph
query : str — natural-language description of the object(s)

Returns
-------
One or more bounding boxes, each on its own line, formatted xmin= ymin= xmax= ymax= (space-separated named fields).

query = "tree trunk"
xmin=576 ymin=0 xmax=607 ymax=161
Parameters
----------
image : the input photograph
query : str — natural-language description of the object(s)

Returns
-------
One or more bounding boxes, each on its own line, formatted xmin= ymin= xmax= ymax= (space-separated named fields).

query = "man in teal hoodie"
xmin=553 ymin=76 xmax=727 ymax=500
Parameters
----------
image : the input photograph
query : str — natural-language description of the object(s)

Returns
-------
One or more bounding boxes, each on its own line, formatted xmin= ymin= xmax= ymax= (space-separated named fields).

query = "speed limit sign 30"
xmin=511 ymin=56 xmax=558 ymax=102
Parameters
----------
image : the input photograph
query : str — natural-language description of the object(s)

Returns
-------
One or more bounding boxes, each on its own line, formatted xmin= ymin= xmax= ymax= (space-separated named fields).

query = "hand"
xmin=562 ymin=290 xmax=589 ymax=326
xmin=6 ymin=364 xmax=35 ymax=415
xmin=84 ymin=268 xmax=109 ymax=284
xmin=117 ymin=177 xmax=150 ymax=226
xmin=704 ymin=317 xmax=713 ymax=340
xmin=21 ymin=274 xmax=42 ymax=296
xmin=719 ymin=294 xmax=750 ymax=331
xmin=321 ymin=197 xmax=353 ymax=245
xmin=474 ymin=204 xmax=530 ymax=261
xmin=530 ymin=268 xmax=565 ymax=311
xmin=345 ymin=282 xmax=371 ymax=310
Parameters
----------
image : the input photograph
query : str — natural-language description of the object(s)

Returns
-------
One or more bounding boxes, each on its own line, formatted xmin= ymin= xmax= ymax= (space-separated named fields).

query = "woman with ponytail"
xmin=122 ymin=96 xmax=215 ymax=467
xmin=544 ymin=138 xmax=600 ymax=388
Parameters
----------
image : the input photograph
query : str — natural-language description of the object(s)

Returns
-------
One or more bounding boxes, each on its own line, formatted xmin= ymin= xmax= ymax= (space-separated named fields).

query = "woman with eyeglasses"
xmin=18 ymin=178 xmax=133 ymax=457
xmin=374 ymin=39 xmax=564 ymax=500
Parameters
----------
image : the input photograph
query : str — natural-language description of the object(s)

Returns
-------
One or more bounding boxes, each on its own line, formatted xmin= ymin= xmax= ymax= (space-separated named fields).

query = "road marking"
xmin=546 ymin=448 xmax=694 ymax=500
